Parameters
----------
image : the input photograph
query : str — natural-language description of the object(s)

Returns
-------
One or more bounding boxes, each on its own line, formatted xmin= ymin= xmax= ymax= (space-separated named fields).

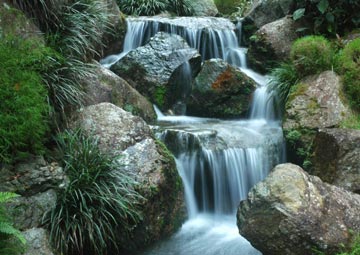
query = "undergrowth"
xmin=45 ymin=129 xmax=144 ymax=255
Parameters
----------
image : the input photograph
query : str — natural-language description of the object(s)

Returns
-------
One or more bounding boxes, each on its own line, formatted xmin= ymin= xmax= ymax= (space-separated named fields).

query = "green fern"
xmin=0 ymin=192 xmax=26 ymax=255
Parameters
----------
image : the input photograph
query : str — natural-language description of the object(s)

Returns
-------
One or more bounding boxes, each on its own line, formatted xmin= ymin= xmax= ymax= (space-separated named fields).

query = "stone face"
xmin=237 ymin=163 xmax=360 ymax=255
xmin=0 ymin=156 xmax=66 ymax=196
xmin=111 ymin=32 xmax=202 ymax=111
xmin=72 ymin=102 xmax=185 ymax=251
xmin=187 ymin=58 xmax=256 ymax=118
xmin=248 ymin=16 xmax=299 ymax=73
xmin=23 ymin=228 xmax=54 ymax=255
xmin=82 ymin=63 xmax=156 ymax=123
xmin=8 ymin=189 xmax=57 ymax=230
xmin=313 ymin=128 xmax=360 ymax=193
xmin=244 ymin=0 xmax=295 ymax=29
xmin=284 ymin=71 xmax=350 ymax=130
xmin=189 ymin=0 xmax=218 ymax=16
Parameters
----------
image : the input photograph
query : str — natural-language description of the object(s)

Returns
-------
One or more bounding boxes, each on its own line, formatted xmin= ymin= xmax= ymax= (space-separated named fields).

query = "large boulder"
xmin=189 ymin=0 xmax=218 ymax=16
xmin=0 ymin=0 xmax=43 ymax=42
xmin=312 ymin=128 xmax=360 ymax=193
xmin=244 ymin=0 xmax=295 ymax=29
xmin=283 ymin=71 xmax=350 ymax=169
xmin=72 ymin=103 xmax=185 ymax=251
xmin=82 ymin=63 xmax=156 ymax=123
xmin=237 ymin=163 xmax=360 ymax=255
xmin=111 ymin=32 xmax=202 ymax=112
xmin=248 ymin=16 xmax=299 ymax=73
xmin=187 ymin=58 xmax=256 ymax=118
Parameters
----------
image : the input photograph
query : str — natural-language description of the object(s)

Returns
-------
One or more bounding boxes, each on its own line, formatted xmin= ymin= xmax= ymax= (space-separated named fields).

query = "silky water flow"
xmin=101 ymin=17 xmax=285 ymax=255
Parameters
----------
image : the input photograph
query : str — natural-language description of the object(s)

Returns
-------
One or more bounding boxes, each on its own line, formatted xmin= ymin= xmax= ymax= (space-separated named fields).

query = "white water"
xmin=103 ymin=17 xmax=285 ymax=255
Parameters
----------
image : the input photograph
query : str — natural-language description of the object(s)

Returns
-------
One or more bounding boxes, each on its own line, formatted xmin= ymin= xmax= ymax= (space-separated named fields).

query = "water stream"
xmin=101 ymin=17 xmax=285 ymax=255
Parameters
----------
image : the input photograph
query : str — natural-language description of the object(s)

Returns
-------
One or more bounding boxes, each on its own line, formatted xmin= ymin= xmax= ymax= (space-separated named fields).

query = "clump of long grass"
xmin=45 ymin=129 xmax=143 ymax=255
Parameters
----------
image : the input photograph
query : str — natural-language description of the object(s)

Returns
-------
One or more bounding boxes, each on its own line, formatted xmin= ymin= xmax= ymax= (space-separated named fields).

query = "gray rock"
xmin=237 ymin=163 xmax=360 ymax=255
xmin=189 ymin=0 xmax=218 ymax=16
xmin=110 ymin=32 xmax=202 ymax=111
xmin=72 ymin=103 xmax=185 ymax=250
xmin=8 ymin=190 xmax=57 ymax=230
xmin=187 ymin=58 xmax=256 ymax=118
xmin=313 ymin=128 xmax=360 ymax=193
xmin=82 ymin=63 xmax=156 ymax=123
xmin=244 ymin=0 xmax=295 ymax=29
xmin=0 ymin=156 xmax=66 ymax=196
xmin=248 ymin=16 xmax=299 ymax=73
xmin=22 ymin=228 xmax=54 ymax=255
xmin=284 ymin=71 xmax=350 ymax=130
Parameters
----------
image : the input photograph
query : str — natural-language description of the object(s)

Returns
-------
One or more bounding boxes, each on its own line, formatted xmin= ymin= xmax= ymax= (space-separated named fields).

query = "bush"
xmin=336 ymin=38 xmax=360 ymax=110
xmin=292 ymin=0 xmax=360 ymax=36
xmin=290 ymin=36 xmax=334 ymax=76
xmin=214 ymin=0 xmax=250 ymax=15
xmin=45 ymin=129 xmax=143 ymax=255
xmin=118 ymin=0 xmax=193 ymax=16
xmin=0 ymin=192 xmax=26 ymax=255
xmin=0 ymin=37 xmax=50 ymax=164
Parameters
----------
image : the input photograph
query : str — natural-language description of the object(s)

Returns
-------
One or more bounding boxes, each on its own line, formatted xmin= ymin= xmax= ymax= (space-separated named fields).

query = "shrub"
xmin=0 ymin=192 xmax=26 ymax=255
xmin=45 ymin=129 xmax=143 ymax=255
xmin=292 ymin=0 xmax=360 ymax=36
xmin=290 ymin=36 xmax=334 ymax=76
xmin=336 ymin=38 xmax=360 ymax=110
xmin=0 ymin=37 xmax=50 ymax=163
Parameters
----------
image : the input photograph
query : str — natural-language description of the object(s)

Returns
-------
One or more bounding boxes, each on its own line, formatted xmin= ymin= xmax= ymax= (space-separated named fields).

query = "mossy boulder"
xmin=283 ymin=71 xmax=350 ymax=170
xmin=238 ymin=163 xmax=360 ymax=255
xmin=187 ymin=58 xmax=256 ymax=118
xmin=111 ymin=32 xmax=201 ymax=112
xmin=247 ymin=16 xmax=299 ymax=74
xmin=72 ymin=103 xmax=185 ymax=252
xmin=82 ymin=63 xmax=156 ymax=123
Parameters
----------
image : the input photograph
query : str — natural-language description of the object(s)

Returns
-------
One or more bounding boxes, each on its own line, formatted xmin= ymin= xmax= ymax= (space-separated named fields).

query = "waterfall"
xmin=101 ymin=17 xmax=285 ymax=255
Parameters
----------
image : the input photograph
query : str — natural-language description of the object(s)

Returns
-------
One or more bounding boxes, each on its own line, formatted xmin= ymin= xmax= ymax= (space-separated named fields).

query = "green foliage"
xmin=292 ymin=0 xmax=360 ymax=36
xmin=336 ymin=38 xmax=360 ymax=110
xmin=154 ymin=86 xmax=167 ymax=108
xmin=45 ymin=129 xmax=143 ymax=255
xmin=117 ymin=0 xmax=193 ymax=16
xmin=0 ymin=192 xmax=26 ymax=255
xmin=0 ymin=37 xmax=50 ymax=163
xmin=268 ymin=62 xmax=299 ymax=107
xmin=290 ymin=36 xmax=334 ymax=76
xmin=340 ymin=113 xmax=360 ymax=130
xmin=214 ymin=0 xmax=251 ymax=15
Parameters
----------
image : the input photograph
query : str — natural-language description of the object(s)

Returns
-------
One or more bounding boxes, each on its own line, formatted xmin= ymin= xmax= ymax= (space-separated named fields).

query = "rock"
xmin=110 ymin=32 xmax=201 ymax=111
xmin=189 ymin=0 xmax=218 ymax=16
xmin=187 ymin=58 xmax=256 ymax=118
xmin=237 ymin=163 xmax=360 ymax=255
xmin=22 ymin=228 xmax=54 ymax=255
xmin=72 ymin=103 xmax=185 ymax=251
xmin=82 ymin=63 xmax=156 ymax=123
xmin=312 ymin=128 xmax=360 ymax=193
xmin=248 ymin=16 xmax=299 ymax=73
xmin=0 ymin=0 xmax=44 ymax=42
xmin=98 ymin=0 xmax=127 ymax=59
xmin=244 ymin=0 xmax=295 ymax=29
xmin=8 ymin=189 xmax=57 ymax=230
xmin=283 ymin=71 xmax=350 ymax=169
xmin=0 ymin=156 xmax=66 ymax=196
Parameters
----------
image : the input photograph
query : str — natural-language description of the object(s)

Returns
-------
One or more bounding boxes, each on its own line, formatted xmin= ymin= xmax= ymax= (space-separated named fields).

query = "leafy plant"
xmin=290 ymin=35 xmax=334 ymax=76
xmin=167 ymin=0 xmax=193 ymax=16
xmin=214 ymin=0 xmax=251 ymax=15
xmin=336 ymin=38 xmax=360 ymax=110
xmin=0 ymin=192 xmax=26 ymax=255
xmin=45 ymin=129 xmax=143 ymax=255
xmin=292 ymin=0 xmax=360 ymax=36
xmin=0 ymin=36 xmax=50 ymax=164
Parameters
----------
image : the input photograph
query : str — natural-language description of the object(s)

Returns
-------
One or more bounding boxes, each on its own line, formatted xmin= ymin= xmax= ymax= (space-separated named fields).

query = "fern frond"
xmin=0 ymin=193 xmax=19 ymax=204
xmin=0 ymin=222 xmax=26 ymax=245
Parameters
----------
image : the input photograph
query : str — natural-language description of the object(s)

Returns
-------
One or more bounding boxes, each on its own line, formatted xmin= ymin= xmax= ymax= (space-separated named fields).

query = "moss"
xmin=154 ymin=85 xmax=167 ymax=109
xmin=287 ymin=82 xmax=308 ymax=104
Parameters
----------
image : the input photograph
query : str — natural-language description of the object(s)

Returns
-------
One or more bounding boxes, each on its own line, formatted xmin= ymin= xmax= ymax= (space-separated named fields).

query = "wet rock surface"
xmin=190 ymin=0 xmax=218 ymax=16
xmin=22 ymin=228 xmax=54 ymax=255
xmin=238 ymin=163 xmax=360 ymax=255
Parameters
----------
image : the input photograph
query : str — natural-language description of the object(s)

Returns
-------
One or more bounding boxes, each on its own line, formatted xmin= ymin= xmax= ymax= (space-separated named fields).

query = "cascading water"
xmin=101 ymin=17 xmax=285 ymax=255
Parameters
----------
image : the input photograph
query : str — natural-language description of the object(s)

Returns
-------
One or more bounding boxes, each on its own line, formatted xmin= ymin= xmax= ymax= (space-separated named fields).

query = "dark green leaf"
xmin=293 ymin=8 xmax=305 ymax=20
xmin=317 ymin=0 xmax=329 ymax=14
xmin=326 ymin=12 xmax=335 ymax=23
